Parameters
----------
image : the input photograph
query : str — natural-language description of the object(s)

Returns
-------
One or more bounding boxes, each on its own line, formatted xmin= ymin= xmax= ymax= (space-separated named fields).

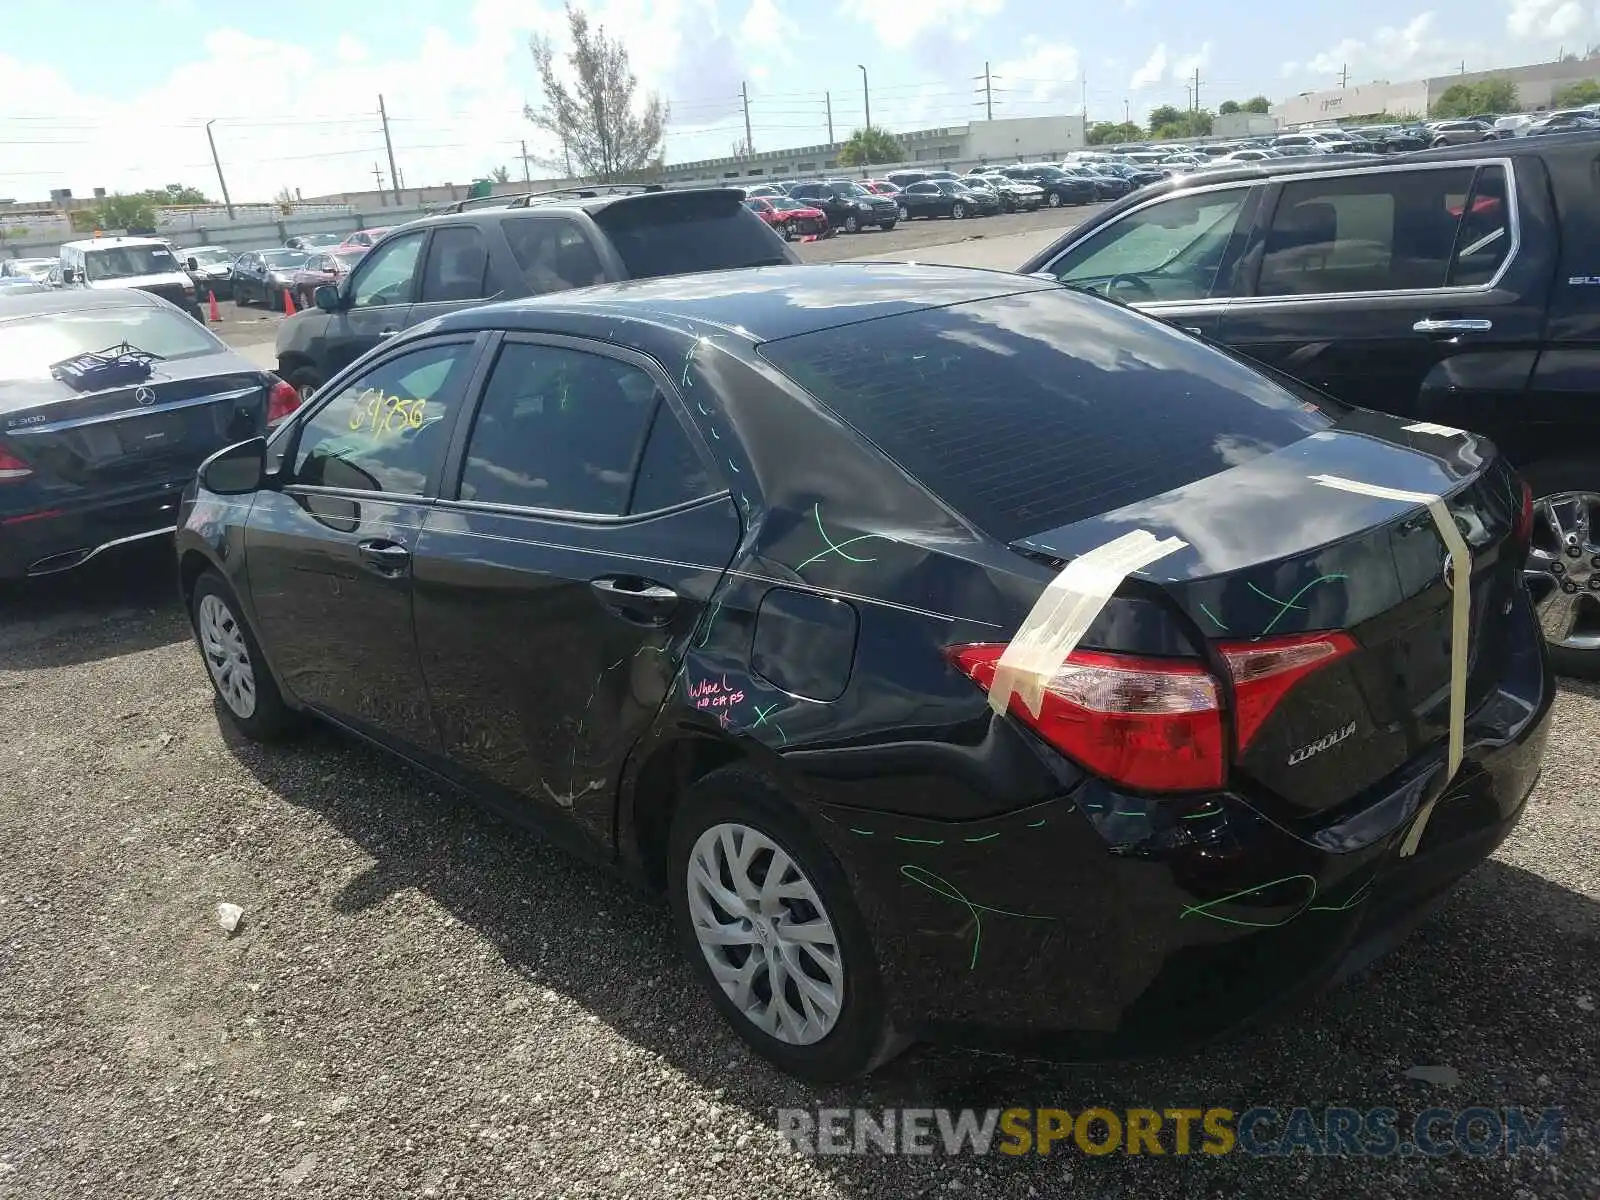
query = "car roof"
xmin=431 ymin=186 xmax=740 ymax=219
xmin=424 ymin=262 xmax=1059 ymax=345
xmin=59 ymin=236 xmax=171 ymax=252
xmin=0 ymin=287 xmax=166 ymax=321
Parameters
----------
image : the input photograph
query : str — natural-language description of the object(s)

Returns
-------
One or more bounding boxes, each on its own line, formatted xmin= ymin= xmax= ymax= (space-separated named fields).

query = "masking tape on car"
xmin=1402 ymin=421 xmax=1466 ymax=437
xmin=1310 ymin=474 xmax=1471 ymax=858
xmin=989 ymin=529 xmax=1187 ymax=719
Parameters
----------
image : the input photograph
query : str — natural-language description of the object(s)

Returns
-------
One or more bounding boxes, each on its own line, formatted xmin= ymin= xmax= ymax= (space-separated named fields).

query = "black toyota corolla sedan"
xmin=0 ymin=288 xmax=301 ymax=580
xmin=175 ymin=263 xmax=1552 ymax=1081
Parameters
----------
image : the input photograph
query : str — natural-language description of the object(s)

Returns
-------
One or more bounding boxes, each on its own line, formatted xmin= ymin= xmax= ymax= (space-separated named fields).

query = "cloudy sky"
xmin=0 ymin=0 xmax=1590 ymax=203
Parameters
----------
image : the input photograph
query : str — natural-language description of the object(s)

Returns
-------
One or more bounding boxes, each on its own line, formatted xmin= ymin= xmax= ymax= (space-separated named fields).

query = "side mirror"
xmin=313 ymin=284 xmax=342 ymax=313
xmin=185 ymin=257 xmax=199 ymax=271
xmin=199 ymin=437 xmax=267 ymax=496
xmin=61 ymin=267 xmax=76 ymax=284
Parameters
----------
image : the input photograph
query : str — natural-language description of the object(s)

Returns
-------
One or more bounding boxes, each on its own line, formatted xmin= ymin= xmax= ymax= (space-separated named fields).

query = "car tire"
xmin=235 ymin=284 xmax=250 ymax=307
xmin=783 ymin=221 xmax=796 ymax=241
xmin=1517 ymin=457 xmax=1600 ymax=680
xmin=287 ymin=366 xmax=325 ymax=405
xmin=843 ymin=214 xmax=859 ymax=234
xmin=1432 ymin=137 xmax=1449 ymax=148
xmin=298 ymin=287 xmax=313 ymax=309
xmin=190 ymin=571 xmax=300 ymax=742
xmin=897 ymin=203 xmax=909 ymax=221
xmin=1047 ymin=191 xmax=1063 ymax=208
xmin=667 ymin=763 xmax=908 ymax=1082
xmin=952 ymin=202 xmax=966 ymax=220
xmin=880 ymin=221 xmax=896 ymax=232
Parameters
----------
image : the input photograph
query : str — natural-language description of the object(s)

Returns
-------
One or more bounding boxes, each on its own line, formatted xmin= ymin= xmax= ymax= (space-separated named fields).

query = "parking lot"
xmin=1 ymin=211 xmax=1597 ymax=1200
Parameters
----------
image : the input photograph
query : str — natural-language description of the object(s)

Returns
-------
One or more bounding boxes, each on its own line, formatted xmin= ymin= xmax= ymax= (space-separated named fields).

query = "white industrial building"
xmin=660 ymin=115 xmax=1087 ymax=184
xmin=1272 ymin=55 xmax=1600 ymax=126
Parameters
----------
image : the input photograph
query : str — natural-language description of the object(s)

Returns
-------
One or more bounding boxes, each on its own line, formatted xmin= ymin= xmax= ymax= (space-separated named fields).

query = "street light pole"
xmin=857 ymin=64 xmax=871 ymax=131
xmin=205 ymin=120 xmax=235 ymax=220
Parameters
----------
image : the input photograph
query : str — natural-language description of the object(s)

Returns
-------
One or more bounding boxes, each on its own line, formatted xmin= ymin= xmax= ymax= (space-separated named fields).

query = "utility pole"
xmin=204 ymin=120 xmax=234 ymax=220
xmin=741 ymin=81 xmax=754 ymax=155
xmin=825 ymin=91 xmax=834 ymax=142
xmin=371 ymin=163 xmax=386 ymax=199
xmin=1339 ymin=63 xmax=1349 ymax=88
xmin=520 ymin=139 xmax=532 ymax=183
xmin=378 ymin=94 xmax=401 ymax=204
xmin=1124 ymin=97 xmax=1131 ymax=124
xmin=974 ymin=62 xmax=993 ymax=121
xmin=1081 ymin=75 xmax=1088 ymax=120
xmin=1192 ymin=67 xmax=1202 ymax=114
xmin=858 ymin=64 xmax=871 ymax=131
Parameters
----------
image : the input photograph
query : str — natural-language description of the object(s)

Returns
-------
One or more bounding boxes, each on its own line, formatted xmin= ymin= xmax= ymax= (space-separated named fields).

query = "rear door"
xmin=1216 ymin=158 xmax=1550 ymax=429
xmin=411 ymin=334 xmax=739 ymax=847
xmin=1033 ymin=180 xmax=1265 ymax=341
xmin=243 ymin=335 xmax=484 ymax=752
xmin=319 ymin=229 xmax=429 ymax=377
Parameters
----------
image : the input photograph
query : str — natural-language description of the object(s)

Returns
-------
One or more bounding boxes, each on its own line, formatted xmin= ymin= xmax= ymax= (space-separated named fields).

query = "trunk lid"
xmin=1 ymin=366 xmax=270 ymax=487
xmin=1009 ymin=413 xmax=1525 ymax=813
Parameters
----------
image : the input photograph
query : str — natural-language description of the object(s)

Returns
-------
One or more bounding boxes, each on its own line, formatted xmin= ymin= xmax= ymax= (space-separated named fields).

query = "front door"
xmin=318 ymin=229 xmax=429 ymax=379
xmin=411 ymin=335 xmax=739 ymax=848
xmin=1034 ymin=181 xmax=1264 ymax=343
xmin=244 ymin=335 xmax=484 ymax=751
xmin=405 ymin=223 xmax=504 ymax=328
xmin=1217 ymin=159 xmax=1549 ymax=432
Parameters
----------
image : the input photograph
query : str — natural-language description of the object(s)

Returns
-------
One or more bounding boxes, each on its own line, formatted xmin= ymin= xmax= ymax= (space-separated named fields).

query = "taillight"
xmin=1512 ymin=476 xmax=1534 ymax=545
xmin=0 ymin=442 xmax=34 ymax=482
xmin=267 ymin=378 xmax=301 ymax=425
xmin=1218 ymin=632 xmax=1358 ymax=752
xmin=947 ymin=644 xmax=1225 ymax=792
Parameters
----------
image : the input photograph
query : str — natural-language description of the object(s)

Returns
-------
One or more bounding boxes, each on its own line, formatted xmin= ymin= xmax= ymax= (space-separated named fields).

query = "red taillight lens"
xmin=1218 ymin=632 xmax=1358 ymax=751
xmin=1513 ymin=477 xmax=1534 ymax=545
xmin=948 ymin=644 xmax=1225 ymax=792
xmin=0 ymin=442 xmax=34 ymax=482
xmin=267 ymin=378 xmax=301 ymax=425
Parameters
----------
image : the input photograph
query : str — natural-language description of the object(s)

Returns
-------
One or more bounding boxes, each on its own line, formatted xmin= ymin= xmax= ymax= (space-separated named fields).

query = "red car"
xmin=862 ymin=179 xmax=900 ymax=195
xmin=743 ymin=197 xmax=831 ymax=241
xmin=334 ymin=226 xmax=392 ymax=253
xmin=289 ymin=247 xmax=366 ymax=309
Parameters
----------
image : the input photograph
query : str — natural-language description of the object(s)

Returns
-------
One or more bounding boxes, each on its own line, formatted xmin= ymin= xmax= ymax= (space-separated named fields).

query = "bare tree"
xmin=525 ymin=2 xmax=668 ymax=182
xmin=490 ymin=165 xmax=511 ymax=183
xmin=730 ymin=137 xmax=751 ymax=158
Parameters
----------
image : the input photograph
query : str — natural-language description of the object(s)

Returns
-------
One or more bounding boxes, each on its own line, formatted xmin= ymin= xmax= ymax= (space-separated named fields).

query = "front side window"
xmin=1257 ymin=166 xmax=1487 ymax=296
xmin=349 ymin=232 xmax=426 ymax=308
xmin=1047 ymin=188 xmax=1250 ymax=302
xmin=292 ymin=341 xmax=475 ymax=496
xmin=457 ymin=343 xmax=661 ymax=515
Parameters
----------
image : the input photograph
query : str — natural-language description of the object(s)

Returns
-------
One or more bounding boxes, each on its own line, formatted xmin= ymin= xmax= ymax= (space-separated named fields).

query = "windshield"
xmin=592 ymin=198 xmax=789 ymax=279
xmin=12 ymin=258 xmax=54 ymax=279
xmin=0 ymin=307 xmax=220 ymax=380
xmin=187 ymin=249 xmax=234 ymax=266
xmin=1033 ymin=168 xmax=1065 ymax=181
xmin=261 ymin=250 xmax=310 ymax=268
xmin=833 ymin=183 xmax=868 ymax=198
xmin=83 ymin=245 xmax=180 ymax=281
xmin=333 ymin=252 xmax=365 ymax=269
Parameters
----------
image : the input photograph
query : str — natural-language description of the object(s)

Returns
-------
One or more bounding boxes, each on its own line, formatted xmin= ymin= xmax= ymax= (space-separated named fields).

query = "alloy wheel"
xmin=1047 ymin=192 xmax=1062 ymax=207
xmin=197 ymin=592 xmax=258 ymax=719
xmin=844 ymin=214 xmax=859 ymax=233
xmin=686 ymin=822 xmax=844 ymax=1046
xmin=897 ymin=204 xmax=908 ymax=221
xmin=952 ymin=203 xmax=965 ymax=219
xmin=1525 ymin=491 xmax=1600 ymax=650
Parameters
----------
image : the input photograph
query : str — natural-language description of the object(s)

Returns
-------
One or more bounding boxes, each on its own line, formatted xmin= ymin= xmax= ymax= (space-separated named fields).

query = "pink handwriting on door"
xmin=689 ymin=675 xmax=746 ymax=712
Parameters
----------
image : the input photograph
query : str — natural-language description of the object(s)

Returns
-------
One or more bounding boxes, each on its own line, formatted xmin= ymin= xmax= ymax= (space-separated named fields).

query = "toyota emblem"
xmin=1442 ymin=551 xmax=1457 ymax=592
xmin=134 ymin=386 xmax=156 ymax=407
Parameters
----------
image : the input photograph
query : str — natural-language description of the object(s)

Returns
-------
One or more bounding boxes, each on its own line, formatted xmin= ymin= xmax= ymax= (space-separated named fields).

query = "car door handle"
xmin=378 ymin=328 xmax=399 ymax=338
xmin=357 ymin=539 xmax=410 ymax=576
xmin=590 ymin=576 xmax=679 ymax=625
xmin=1413 ymin=317 xmax=1493 ymax=335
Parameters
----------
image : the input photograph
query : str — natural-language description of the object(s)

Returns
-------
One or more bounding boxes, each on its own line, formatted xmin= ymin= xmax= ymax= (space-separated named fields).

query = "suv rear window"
xmin=591 ymin=195 xmax=790 ymax=280
xmin=759 ymin=288 xmax=1332 ymax=541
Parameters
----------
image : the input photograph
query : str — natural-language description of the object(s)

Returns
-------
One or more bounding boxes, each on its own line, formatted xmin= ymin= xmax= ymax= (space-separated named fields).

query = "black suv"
xmin=784 ymin=180 xmax=898 ymax=233
xmin=275 ymin=187 xmax=798 ymax=401
xmin=1021 ymin=132 xmax=1600 ymax=676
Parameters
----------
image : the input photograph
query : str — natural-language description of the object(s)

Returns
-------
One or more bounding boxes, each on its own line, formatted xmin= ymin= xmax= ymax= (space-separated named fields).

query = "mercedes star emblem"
xmin=134 ymin=386 xmax=156 ymax=407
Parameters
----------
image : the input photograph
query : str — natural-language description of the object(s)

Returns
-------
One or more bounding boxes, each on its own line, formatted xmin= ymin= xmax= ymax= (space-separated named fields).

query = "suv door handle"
xmin=590 ymin=576 xmax=679 ymax=625
xmin=357 ymin=539 xmax=410 ymax=576
xmin=378 ymin=328 xmax=399 ymax=338
xmin=1413 ymin=317 xmax=1493 ymax=335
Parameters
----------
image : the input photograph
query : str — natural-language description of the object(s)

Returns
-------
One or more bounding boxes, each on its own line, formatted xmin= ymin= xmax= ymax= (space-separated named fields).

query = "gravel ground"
xmin=1 ymin=543 xmax=1597 ymax=1198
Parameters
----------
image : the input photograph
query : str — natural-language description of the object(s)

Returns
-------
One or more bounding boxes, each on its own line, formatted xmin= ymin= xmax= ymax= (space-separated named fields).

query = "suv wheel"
xmin=1046 ymin=191 xmax=1063 ymax=208
xmin=667 ymin=764 xmax=907 ymax=1081
xmin=287 ymin=366 xmax=325 ymax=405
xmin=843 ymin=214 xmax=860 ymax=234
xmin=1520 ymin=459 xmax=1600 ymax=679
xmin=190 ymin=571 xmax=300 ymax=741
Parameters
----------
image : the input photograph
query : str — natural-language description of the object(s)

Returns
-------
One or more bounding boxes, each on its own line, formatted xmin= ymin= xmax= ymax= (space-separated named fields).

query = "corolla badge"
xmin=1288 ymin=721 xmax=1357 ymax=766
xmin=135 ymin=386 xmax=156 ymax=407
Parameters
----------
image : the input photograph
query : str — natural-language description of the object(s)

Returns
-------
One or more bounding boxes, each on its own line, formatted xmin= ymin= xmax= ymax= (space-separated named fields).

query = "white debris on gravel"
xmin=214 ymin=902 xmax=244 ymax=934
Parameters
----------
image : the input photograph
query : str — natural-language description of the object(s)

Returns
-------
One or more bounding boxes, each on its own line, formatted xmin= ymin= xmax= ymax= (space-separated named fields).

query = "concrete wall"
xmin=1213 ymin=112 xmax=1281 ymax=138
xmin=1273 ymin=81 xmax=1431 ymax=127
xmin=965 ymin=115 xmax=1086 ymax=161
xmin=1428 ymin=57 xmax=1600 ymax=110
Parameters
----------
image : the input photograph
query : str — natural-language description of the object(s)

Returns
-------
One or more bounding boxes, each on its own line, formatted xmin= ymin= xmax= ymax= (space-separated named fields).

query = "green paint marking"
xmin=1026 ymin=818 xmax=1047 ymax=828
xmin=893 ymin=835 xmax=946 ymax=845
xmin=1180 ymin=874 xmax=1319 ymax=928
xmin=1254 ymin=574 xmax=1349 ymax=637
xmin=1112 ymin=807 xmax=1144 ymax=817
xmin=849 ymin=828 xmax=876 ymax=837
xmin=1182 ymin=806 xmax=1224 ymax=820
xmin=751 ymin=701 xmax=789 ymax=745
xmin=1199 ymin=602 xmax=1229 ymax=632
xmin=899 ymin=865 xmax=1058 ymax=971
xmin=1309 ymin=876 xmax=1376 ymax=913
xmin=694 ymin=599 xmax=723 ymax=649
xmin=964 ymin=832 xmax=1002 ymax=843
xmin=793 ymin=502 xmax=895 ymax=573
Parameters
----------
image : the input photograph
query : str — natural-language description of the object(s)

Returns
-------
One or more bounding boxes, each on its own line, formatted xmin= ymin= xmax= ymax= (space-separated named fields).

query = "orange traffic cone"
xmin=207 ymin=290 xmax=221 ymax=322
xmin=282 ymin=288 xmax=296 ymax=316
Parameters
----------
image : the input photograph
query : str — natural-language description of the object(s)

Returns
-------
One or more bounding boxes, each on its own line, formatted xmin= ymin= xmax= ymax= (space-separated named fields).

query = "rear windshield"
xmin=759 ymin=288 xmax=1333 ymax=541
xmin=0 ymin=307 xmax=221 ymax=380
xmin=593 ymin=197 xmax=790 ymax=280
xmin=260 ymin=250 xmax=309 ymax=268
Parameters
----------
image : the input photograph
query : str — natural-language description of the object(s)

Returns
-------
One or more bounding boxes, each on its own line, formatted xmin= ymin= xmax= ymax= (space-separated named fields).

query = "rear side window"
xmin=630 ymin=406 xmax=718 ymax=514
xmin=1258 ymin=166 xmax=1490 ymax=296
xmin=502 ymin=217 xmax=606 ymax=293
xmin=420 ymin=226 xmax=492 ymax=302
xmin=759 ymin=288 xmax=1331 ymax=542
xmin=591 ymin=197 xmax=788 ymax=279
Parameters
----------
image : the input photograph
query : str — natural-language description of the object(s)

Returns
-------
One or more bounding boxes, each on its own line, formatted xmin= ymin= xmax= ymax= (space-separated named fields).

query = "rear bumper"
xmin=0 ymin=482 xmax=186 ymax=579
xmin=816 ymin=592 xmax=1554 ymax=1059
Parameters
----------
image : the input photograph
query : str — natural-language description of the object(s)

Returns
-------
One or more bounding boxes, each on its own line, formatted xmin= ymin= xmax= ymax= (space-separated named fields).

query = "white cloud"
xmin=1172 ymin=42 xmax=1212 ymax=83
xmin=740 ymin=0 xmax=799 ymax=50
xmin=1300 ymin=13 xmax=1441 ymax=81
xmin=848 ymin=0 xmax=1003 ymax=51
xmin=1130 ymin=44 xmax=1168 ymax=90
xmin=1507 ymin=0 xmax=1586 ymax=36
xmin=993 ymin=38 xmax=1082 ymax=110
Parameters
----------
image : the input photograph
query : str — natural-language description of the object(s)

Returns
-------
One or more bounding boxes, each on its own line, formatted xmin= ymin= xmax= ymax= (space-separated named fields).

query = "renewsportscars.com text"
xmin=777 ymin=1106 xmax=1564 ymax=1158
